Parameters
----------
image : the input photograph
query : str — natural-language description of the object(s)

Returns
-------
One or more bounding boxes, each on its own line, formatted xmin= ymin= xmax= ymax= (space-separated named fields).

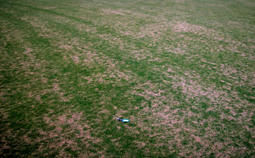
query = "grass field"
xmin=0 ymin=0 xmax=255 ymax=157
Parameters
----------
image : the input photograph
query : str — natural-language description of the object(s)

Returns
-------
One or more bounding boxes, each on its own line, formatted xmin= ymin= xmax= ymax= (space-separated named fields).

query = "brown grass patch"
xmin=59 ymin=45 xmax=73 ymax=50
xmin=102 ymin=9 xmax=125 ymax=15
xmin=134 ymin=141 xmax=146 ymax=148
xmin=171 ymin=21 xmax=208 ymax=35
xmin=39 ymin=111 xmax=103 ymax=157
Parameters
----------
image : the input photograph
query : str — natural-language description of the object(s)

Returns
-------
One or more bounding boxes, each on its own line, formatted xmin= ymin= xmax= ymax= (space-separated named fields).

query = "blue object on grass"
xmin=122 ymin=119 xmax=129 ymax=123
xmin=116 ymin=117 xmax=129 ymax=123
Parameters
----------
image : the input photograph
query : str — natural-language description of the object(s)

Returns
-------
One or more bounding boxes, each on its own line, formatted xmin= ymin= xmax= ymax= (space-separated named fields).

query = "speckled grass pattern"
xmin=0 ymin=0 xmax=254 ymax=157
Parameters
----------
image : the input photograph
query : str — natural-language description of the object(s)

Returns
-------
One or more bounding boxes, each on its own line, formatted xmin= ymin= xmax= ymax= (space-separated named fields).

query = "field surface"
xmin=1 ymin=0 xmax=255 ymax=157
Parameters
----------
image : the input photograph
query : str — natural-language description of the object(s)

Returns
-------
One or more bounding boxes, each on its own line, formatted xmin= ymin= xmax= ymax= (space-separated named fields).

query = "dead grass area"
xmin=122 ymin=63 xmax=255 ymax=156
xmin=102 ymin=9 xmax=125 ymax=15
xmin=38 ymin=111 xmax=104 ymax=157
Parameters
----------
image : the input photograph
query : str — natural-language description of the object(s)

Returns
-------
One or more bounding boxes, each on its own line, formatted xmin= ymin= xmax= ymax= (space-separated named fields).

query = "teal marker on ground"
xmin=116 ymin=117 xmax=129 ymax=123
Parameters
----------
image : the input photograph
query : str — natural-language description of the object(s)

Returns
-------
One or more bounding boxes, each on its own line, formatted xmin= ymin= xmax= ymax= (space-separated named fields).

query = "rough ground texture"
xmin=0 ymin=0 xmax=255 ymax=157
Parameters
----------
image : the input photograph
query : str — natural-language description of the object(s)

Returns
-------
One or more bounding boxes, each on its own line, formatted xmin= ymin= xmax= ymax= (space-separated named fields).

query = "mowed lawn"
xmin=0 ymin=0 xmax=255 ymax=157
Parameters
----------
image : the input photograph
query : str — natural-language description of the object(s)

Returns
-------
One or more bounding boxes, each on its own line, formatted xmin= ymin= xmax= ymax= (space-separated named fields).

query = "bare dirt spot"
xmin=171 ymin=21 xmax=209 ymax=35
xmin=35 ymin=95 xmax=41 ymax=101
xmin=59 ymin=45 xmax=73 ymax=50
xmin=42 ymin=7 xmax=56 ymax=10
xmin=70 ymin=55 xmax=80 ymax=64
xmin=0 ymin=108 xmax=8 ymax=119
xmin=102 ymin=9 xmax=125 ymax=15
xmin=134 ymin=141 xmax=146 ymax=148
xmin=38 ymin=112 xmax=103 ymax=156
xmin=24 ymin=48 xmax=33 ymax=54
xmin=52 ymin=83 xmax=60 ymax=92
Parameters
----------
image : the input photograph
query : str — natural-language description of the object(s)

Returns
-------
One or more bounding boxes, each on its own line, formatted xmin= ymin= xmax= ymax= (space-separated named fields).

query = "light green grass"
xmin=0 ymin=0 xmax=254 ymax=157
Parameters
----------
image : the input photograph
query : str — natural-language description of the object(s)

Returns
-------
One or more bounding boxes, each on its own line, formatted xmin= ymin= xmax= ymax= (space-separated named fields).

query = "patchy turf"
xmin=0 ymin=0 xmax=255 ymax=157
